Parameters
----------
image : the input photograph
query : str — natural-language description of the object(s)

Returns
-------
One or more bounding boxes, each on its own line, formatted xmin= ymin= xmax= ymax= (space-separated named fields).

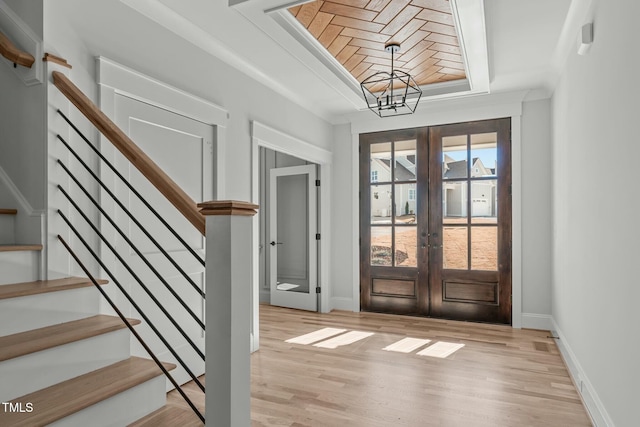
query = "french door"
xmin=360 ymin=118 xmax=512 ymax=324
xmin=269 ymin=165 xmax=318 ymax=311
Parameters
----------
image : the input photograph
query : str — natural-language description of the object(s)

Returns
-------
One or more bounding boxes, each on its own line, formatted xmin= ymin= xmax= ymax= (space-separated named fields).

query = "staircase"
xmin=1 ymin=15 xmax=251 ymax=422
xmin=0 ymin=208 xmax=177 ymax=426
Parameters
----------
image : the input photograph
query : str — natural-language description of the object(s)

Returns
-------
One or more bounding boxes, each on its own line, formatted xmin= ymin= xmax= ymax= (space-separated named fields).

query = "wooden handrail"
xmin=52 ymin=71 xmax=206 ymax=235
xmin=43 ymin=53 xmax=72 ymax=69
xmin=0 ymin=31 xmax=34 ymax=68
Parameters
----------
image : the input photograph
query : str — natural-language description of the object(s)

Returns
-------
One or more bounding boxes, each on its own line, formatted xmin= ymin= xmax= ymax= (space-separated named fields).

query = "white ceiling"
xmin=121 ymin=0 xmax=585 ymax=124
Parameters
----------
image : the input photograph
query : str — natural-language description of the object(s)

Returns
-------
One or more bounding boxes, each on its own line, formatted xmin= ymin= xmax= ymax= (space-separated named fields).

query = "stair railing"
xmin=52 ymin=71 xmax=205 ymax=235
xmin=52 ymin=72 xmax=207 ymax=422
xmin=0 ymin=30 xmax=34 ymax=68
xmin=55 ymin=111 xmax=205 ymax=267
xmin=57 ymin=235 xmax=205 ymax=423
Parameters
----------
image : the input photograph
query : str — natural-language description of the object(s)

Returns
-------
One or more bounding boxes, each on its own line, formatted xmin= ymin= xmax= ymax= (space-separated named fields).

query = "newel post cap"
xmin=198 ymin=200 xmax=259 ymax=216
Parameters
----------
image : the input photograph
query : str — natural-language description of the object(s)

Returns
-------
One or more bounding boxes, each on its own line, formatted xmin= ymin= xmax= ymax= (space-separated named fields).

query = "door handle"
xmin=270 ymin=241 xmax=283 ymax=246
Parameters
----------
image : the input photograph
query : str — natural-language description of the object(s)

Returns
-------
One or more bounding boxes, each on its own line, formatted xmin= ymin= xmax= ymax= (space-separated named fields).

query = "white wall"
xmin=43 ymin=0 xmax=333 ymax=205
xmin=551 ymin=0 xmax=639 ymax=425
xmin=329 ymin=123 xmax=355 ymax=309
xmin=521 ymin=99 xmax=552 ymax=318
xmin=4 ymin=0 xmax=42 ymax=38
xmin=0 ymin=0 xmax=46 ymax=211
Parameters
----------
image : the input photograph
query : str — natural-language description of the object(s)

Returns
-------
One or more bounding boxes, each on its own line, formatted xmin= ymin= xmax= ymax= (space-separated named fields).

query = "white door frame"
xmin=269 ymin=164 xmax=318 ymax=311
xmin=251 ymin=121 xmax=332 ymax=351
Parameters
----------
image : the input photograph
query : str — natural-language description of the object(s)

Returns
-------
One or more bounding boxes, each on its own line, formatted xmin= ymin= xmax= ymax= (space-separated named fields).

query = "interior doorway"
xmin=259 ymin=147 xmax=319 ymax=312
xmin=360 ymin=118 xmax=512 ymax=324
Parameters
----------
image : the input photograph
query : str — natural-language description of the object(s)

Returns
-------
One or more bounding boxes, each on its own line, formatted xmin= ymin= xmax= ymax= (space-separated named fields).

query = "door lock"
xmin=270 ymin=241 xmax=283 ymax=246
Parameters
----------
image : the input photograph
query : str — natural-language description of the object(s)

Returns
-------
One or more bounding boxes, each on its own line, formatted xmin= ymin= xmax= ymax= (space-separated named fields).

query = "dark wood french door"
xmin=360 ymin=118 xmax=512 ymax=324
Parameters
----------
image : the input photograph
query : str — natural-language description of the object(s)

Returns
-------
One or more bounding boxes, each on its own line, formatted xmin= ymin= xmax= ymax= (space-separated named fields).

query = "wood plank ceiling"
xmin=289 ymin=0 xmax=466 ymax=88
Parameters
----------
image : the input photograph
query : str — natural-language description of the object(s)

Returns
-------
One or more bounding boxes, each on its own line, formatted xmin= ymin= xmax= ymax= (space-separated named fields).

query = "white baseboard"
xmin=259 ymin=289 xmax=270 ymax=304
xmin=330 ymin=297 xmax=354 ymax=312
xmin=551 ymin=318 xmax=614 ymax=427
xmin=521 ymin=312 xmax=552 ymax=330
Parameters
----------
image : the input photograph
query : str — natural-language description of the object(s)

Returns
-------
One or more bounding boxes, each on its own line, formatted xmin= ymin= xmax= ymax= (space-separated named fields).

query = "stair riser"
xmin=48 ymin=375 xmax=167 ymax=427
xmin=0 ymin=215 xmax=15 ymax=244
xmin=0 ymin=329 xmax=131 ymax=402
xmin=0 ymin=287 xmax=100 ymax=335
xmin=145 ymin=342 xmax=205 ymax=392
xmin=0 ymin=251 xmax=39 ymax=285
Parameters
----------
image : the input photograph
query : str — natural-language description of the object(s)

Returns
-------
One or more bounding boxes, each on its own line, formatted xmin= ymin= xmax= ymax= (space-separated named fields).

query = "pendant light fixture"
xmin=360 ymin=42 xmax=422 ymax=117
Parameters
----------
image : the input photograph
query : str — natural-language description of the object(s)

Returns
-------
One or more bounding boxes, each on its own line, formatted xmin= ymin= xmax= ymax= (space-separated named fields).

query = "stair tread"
xmin=0 ymin=244 xmax=43 ymax=252
xmin=0 ymin=315 xmax=140 ymax=362
xmin=0 ymin=276 xmax=108 ymax=300
xmin=2 ymin=357 xmax=176 ymax=426
xmin=0 ymin=208 xmax=17 ymax=215
xmin=129 ymin=404 xmax=204 ymax=427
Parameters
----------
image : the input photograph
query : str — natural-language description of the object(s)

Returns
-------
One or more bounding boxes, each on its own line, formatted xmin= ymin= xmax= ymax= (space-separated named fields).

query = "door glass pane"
xmin=443 ymin=181 xmax=467 ymax=224
xmin=394 ymin=183 xmax=417 ymax=224
xmin=371 ymin=142 xmax=392 ymax=183
xmin=276 ymin=174 xmax=309 ymax=293
xmin=443 ymin=135 xmax=467 ymax=179
xmin=470 ymin=133 xmax=497 ymax=177
xmin=371 ymin=227 xmax=392 ymax=266
xmin=395 ymin=226 xmax=417 ymax=267
xmin=471 ymin=227 xmax=498 ymax=271
xmin=471 ymin=180 xmax=497 ymax=224
xmin=443 ymin=226 xmax=468 ymax=270
xmin=371 ymin=184 xmax=392 ymax=224
xmin=394 ymin=139 xmax=417 ymax=181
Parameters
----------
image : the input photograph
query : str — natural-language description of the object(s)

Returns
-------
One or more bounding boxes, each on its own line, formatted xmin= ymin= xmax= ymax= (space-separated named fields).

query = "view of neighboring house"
xmin=443 ymin=155 xmax=497 ymax=219
xmin=370 ymin=155 xmax=417 ymax=220
xmin=371 ymin=153 xmax=497 ymax=221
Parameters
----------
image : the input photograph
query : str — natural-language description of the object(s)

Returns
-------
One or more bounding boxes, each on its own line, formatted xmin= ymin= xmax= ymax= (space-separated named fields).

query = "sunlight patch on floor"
xmin=383 ymin=337 xmax=431 ymax=353
xmin=285 ymin=327 xmax=347 ymax=345
xmin=285 ymin=329 xmax=465 ymax=358
xmin=313 ymin=331 xmax=375 ymax=349
xmin=416 ymin=341 xmax=465 ymax=358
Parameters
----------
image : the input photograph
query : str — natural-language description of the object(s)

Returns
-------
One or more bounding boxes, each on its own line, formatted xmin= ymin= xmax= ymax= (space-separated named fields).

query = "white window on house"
xmin=371 ymin=170 xmax=378 ymax=182
xmin=408 ymin=188 xmax=416 ymax=201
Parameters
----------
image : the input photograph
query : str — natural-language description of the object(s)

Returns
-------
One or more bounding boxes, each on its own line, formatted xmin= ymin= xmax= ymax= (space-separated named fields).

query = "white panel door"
xmin=111 ymin=94 xmax=214 ymax=386
xmin=269 ymin=164 xmax=318 ymax=311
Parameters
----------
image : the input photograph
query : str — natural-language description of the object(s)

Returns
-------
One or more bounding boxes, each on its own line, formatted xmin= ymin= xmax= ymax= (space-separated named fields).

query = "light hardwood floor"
xmin=165 ymin=305 xmax=592 ymax=426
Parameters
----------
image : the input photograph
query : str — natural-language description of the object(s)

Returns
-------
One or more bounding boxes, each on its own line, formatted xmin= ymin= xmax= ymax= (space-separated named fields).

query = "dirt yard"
xmin=371 ymin=225 xmax=497 ymax=271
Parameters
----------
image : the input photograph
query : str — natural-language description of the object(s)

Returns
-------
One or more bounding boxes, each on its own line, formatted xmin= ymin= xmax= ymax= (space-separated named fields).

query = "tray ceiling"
xmin=288 ymin=0 xmax=466 ymax=87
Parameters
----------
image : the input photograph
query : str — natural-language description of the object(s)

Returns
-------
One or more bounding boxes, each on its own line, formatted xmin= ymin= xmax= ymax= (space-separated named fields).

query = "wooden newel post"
xmin=198 ymin=200 xmax=258 ymax=427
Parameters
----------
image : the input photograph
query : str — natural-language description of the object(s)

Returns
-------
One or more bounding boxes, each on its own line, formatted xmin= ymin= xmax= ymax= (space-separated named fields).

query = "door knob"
xmin=270 ymin=241 xmax=283 ymax=246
